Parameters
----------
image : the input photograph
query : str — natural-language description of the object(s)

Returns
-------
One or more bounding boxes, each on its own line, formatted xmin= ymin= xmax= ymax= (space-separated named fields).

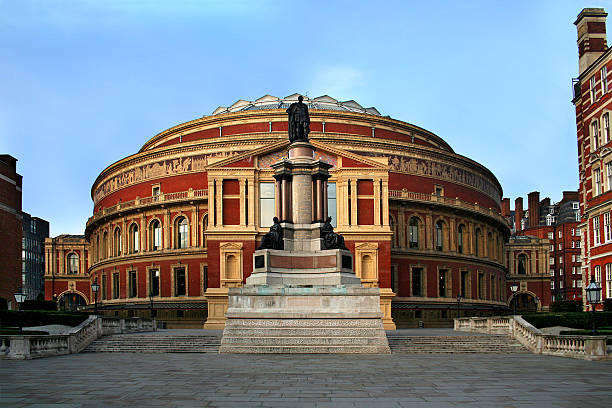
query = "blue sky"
xmin=0 ymin=0 xmax=608 ymax=235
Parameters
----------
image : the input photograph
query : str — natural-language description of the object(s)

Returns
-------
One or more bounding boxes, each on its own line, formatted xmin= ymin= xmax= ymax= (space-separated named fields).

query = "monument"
xmin=219 ymin=95 xmax=390 ymax=353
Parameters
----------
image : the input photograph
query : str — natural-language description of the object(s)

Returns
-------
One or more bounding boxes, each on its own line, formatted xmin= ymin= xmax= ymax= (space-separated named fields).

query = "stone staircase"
xmin=220 ymin=319 xmax=391 ymax=354
xmin=387 ymin=334 xmax=529 ymax=354
xmin=84 ymin=333 xmax=222 ymax=353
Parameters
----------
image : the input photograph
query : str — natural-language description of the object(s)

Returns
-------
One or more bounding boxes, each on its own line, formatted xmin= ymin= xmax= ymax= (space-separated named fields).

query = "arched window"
xmin=518 ymin=254 xmax=527 ymax=275
xmin=96 ymin=235 xmax=100 ymax=261
xmin=475 ymin=229 xmax=481 ymax=256
xmin=176 ymin=217 xmax=189 ymax=249
xmin=113 ymin=227 xmax=122 ymax=256
xmin=487 ymin=232 xmax=494 ymax=259
xmin=150 ymin=220 xmax=162 ymax=251
xmin=408 ymin=217 xmax=419 ymax=248
xmin=457 ymin=225 xmax=465 ymax=254
xmin=67 ymin=253 xmax=79 ymax=274
xmin=103 ymin=231 xmax=108 ymax=259
xmin=129 ymin=223 xmax=139 ymax=253
xmin=435 ymin=221 xmax=444 ymax=251
xmin=202 ymin=214 xmax=208 ymax=248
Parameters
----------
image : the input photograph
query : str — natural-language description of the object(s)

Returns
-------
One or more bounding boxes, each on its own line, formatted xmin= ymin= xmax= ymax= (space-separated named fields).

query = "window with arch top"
xmin=67 ymin=253 xmax=79 ymax=274
xmin=176 ymin=216 xmax=189 ymax=249
xmin=129 ymin=223 xmax=139 ymax=253
xmin=150 ymin=220 xmax=162 ymax=251
xmin=113 ymin=227 xmax=122 ymax=256
xmin=435 ymin=220 xmax=444 ymax=251
xmin=457 ymin=225 xmax=465 ymax=254
xmin=409 ymin=217 xmax=419 ymax=248
xmin=517 ymin=254 xmax=527 ymax=275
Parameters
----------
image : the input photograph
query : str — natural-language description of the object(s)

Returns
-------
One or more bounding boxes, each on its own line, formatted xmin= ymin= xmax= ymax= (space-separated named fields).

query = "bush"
xmin=21 ymin=300 xmax=57 ymax=311
xmin=522 ymin=312 xmax=612 ymax=329
xmin=604 ymin=298 xmax=612 ymax=312
xmin=0 ymin=310 xmax=89 ymax=328
xmin=550 ymin=300 xmax=583 ymax=312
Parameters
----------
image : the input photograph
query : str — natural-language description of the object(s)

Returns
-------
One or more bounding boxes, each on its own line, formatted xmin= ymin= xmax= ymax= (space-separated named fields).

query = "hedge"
xmin=522 ymin=312 xmax=612 ymax=329
xmin=550 ymin=300 xmax=582 ymax=312
xmin=0 ymin=310 xmax=89 ymax=328
xmin=604 ymin=299 xmax=612 ymax=312
xmin=21 ymin=300 xmax=57 ymax=311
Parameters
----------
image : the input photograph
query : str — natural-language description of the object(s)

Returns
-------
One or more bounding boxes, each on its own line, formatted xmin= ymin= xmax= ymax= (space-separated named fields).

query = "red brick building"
xmin=46 ymin=94 xmax=511 ymax=327
xmin=44 ymin=235 xmax=90 ymax=310
xmin=0 ymin=155 xmax=23 ymax=309
xmin=502 ymin=191 xmax=581 ymax=310
xmin=573 ymin=8 xmax=612 ymax=310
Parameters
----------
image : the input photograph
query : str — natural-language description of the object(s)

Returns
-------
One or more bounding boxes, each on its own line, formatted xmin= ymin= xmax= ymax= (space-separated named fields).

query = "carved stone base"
xmin=203 ymin=287 xmax=229 ymax=330
xmin=219 ymin=286 xmax=390 ymax=354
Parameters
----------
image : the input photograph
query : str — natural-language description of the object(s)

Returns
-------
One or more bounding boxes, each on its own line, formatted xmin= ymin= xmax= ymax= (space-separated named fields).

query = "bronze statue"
xmin=321 ymin=216 xmax=347 ymax=250
xmin=286 ymin=95 xmax=310 ymax=143
xmin=258 ymin=217 xmax=284 ymax=250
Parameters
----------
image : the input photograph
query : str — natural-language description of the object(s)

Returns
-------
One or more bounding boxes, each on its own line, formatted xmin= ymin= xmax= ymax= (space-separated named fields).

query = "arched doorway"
xmin=509 ymin=292 xmax=537 ymax=313
xmin=58 ymin=292 xmax=87 ymax=311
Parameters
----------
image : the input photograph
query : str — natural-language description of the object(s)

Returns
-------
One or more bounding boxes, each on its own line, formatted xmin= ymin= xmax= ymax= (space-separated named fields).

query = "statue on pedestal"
xmin=321 ymin=217 xmax=347 ymax=250
xmin=258 ymin=217 xmax=284 ymax=250
xmin=286 ymin=95 xmax=310 ymax=143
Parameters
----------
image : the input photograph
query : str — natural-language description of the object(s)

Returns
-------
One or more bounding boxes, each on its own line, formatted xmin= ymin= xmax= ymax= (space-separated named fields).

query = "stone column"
xmin=192 ymin=204 xmax=199 ymax=246
xmin=323 ymin=179 xmax=328 ymax=220
xmin=59 ymin=246 xmax=65 ymax=275
xmin=248 ymin=177 xmax=255 ymax=227
xmin=239 ymin=179 xmax=246 ymax=226
xmin=140 ymin=214 xmax=146 ymax=252
xmin=374 ymin=179 xmax=381 ymax=226
xmin=275 ymin=178 xmax=282 ymax=219
xmin=450 ymin=217 xmax=456 ymax=252
xmin=381 ymin=179 xmax=389 ymax=227
xmin=293 ymin=173 xmax=312 ymax=224
xmin=398 ymin=208 xmax=406 ymax=248
xmin=350 ymin=178 xmax=358 ymax=226
xmin=216 ymin=179 xmax=223 ymax=227
xmin=316 ymin=178 xmax=323 ymax=222
xmin=282 ymin=178 xmax=290 ymax=222
xmin=164 ymin=210 xmax=171 ymax=249
xmin=208 ymin=179 xmax=215 ymax=227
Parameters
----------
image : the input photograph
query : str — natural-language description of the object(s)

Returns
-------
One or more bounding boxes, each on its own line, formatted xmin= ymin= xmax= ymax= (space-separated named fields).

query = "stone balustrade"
xmin=389 ymin=189 xmax=506 ymax=225
xmin=454 ymin=316 xmax=610 ymax=360
xmin=0 ymin=316 xmax=156 ymax=360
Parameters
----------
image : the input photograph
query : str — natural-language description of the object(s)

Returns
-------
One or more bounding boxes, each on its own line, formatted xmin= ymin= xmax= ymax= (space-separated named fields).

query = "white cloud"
xmin=309 ymin=66 xmax=366 ymax=98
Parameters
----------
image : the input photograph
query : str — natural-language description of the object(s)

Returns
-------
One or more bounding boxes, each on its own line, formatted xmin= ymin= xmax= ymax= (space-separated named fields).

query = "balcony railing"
xmin=389 ymin=189 xmax=506 ymax=225
xmin=87 ymin=188 xmax=208 ymax=227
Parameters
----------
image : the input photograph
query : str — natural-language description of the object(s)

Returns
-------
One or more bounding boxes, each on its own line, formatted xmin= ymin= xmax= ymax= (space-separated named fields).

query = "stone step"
xmin=386 ymin=335 xmax=528 ymax=354
xmin=222 ymin=327 xmax=384 ymax=337
xmin=220 ymin=336 xmax=389 ymax=346
xmin=225 ymin=319 xmax=383 ymax=328
xmin=218 ymin=345 xmax=391 ymax=354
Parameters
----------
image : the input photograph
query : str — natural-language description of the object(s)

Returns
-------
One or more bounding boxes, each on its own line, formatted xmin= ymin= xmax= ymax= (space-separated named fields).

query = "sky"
xmin=1 ymin=0 xmax=609 ymax=236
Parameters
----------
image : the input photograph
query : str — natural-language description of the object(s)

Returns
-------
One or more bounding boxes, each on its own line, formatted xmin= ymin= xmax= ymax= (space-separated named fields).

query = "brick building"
xmin=44 ymin=235 xmax=90 ymax=310
xmin=502 ymin=191 xmax=581 ymax=309
xmin=573 ymin=8 xmax=612 ymax=310
xmin=46 ymin=94 xmax=511 ymax=327
xmin=21 ymin=212 xmax=49 ymax=300
xmin=0 ymin=155 xmax=23 ymax=309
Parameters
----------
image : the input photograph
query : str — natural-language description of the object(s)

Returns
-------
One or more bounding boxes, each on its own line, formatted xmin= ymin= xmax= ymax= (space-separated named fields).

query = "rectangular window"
xmin=559 ymin=256 xmax=563 ymax=264
xmin=152 ymin=185 xmax=161 ymax=196
xmin=478 ymin=272 xmax=485 ymax=299
xmin=202 ymin=266 xmax=208 ymax=294
xmin=560 ymin=268 xmax=564 ymax=276
xmin=490 ymin=275 xmax=496 ymax=300
xmin=595 ymin=265 xmax=602 ymax=283
xmin=549 ymin=257 xmax=554 ymax=265
xmin=591 ymin=75 xmax=597 ymax=103
xmin=550 ymin=269 xmax=555 ymax=276
xmin=439 ymin=270 xmax=448 ymax=297
xmin=550 ymin=245 xmax=554 ymax=252
xmin=112 ymin=273 xmax=119 ymax=299
xmin=606 ymin=264 xmax=612 ymax=298
xmin=602 ymin=66 xmax=608 ymax=94
xmin=559 ymin=281 xmax=564 ymax=289
xmin=572 ymin=228 xmax=575 ymax=236
xmin=327 ymin=182 xmax=337 ymax=227
xmin=572 ymin=255 xmax=576 ymax=262
xmin=412 ymin=268 xmax=422 ymax=297
xmin=259 ymin=182 xmax=275 ymax=227
xmin=604 ymin=212 xmax=612 ymax=242
xmin=548 ymin=232 xmax=554 ymax=239
xmin=174 ymin=267 xmax=186 ymax=296
xmin=558 ymin=230 xmax=562 ymax=239
xmin=150 ymin=269 xmax=160 ymax=296
xmin=594 ymin=167 xmax=602 ymax=195
xmin=592 ymin=121 xmax=600 ymax=150
xmin=594 ymin=216 xmax=601 ymax=245
xmin=576 ymin=240 xmax=581 ymax=248
xmin=577 ymin=280 xmax=583 ymax=288
xmin=102 ymin=275 xmax=107 ymax=300
xmin=391 ymin=265 xmax=398 ymax=294
xmin=607 ymin=162 xmax=612 ymax=191
xmin=577 ymin=255 xmax=582 ymax=262
xmin=460 ymin=271 xmax=468 ymax=298
xmin=129 ymin=271 xmax=137 ymax=298
xmin=605 ymin=113 xmax=611 ymax=144
xmin=558 ymin=243 xmax=562 ymax=250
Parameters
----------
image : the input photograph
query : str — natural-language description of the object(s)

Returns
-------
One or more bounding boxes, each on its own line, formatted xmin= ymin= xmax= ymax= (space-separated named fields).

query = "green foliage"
xmin=0 ymin=328 xmax=49 ymax=335
xmin=604 ymin=298 xmax=612 ymax=312
xmin=559 ymin=329 xmax=612 ymax=336
xmin=21 ymin=300 xmax=57 ymax=311
xmin=522 ymin=312 xmax=612 ymax=329
xmin=0 ymin=310 xmax=89 ymax=328
xmin=550 ymin=300 xmax=582 ymax=312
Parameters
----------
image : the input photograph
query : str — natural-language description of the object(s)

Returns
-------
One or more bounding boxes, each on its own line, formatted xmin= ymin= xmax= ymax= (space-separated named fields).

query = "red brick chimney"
xmin=515 ymin=197 xmax=524 ymax=232
xmin=501 ymin=198 xmax=510 ymax=217
xmin=576 ymin=8 xmax=608 ymax=75
xmin=528 ymin=191 xmax=540 ymax=228
xmin=562 ymin=191 xmax=579 ymax=202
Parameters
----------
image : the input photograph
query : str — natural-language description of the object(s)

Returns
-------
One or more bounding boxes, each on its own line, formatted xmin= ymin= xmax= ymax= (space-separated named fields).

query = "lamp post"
xmin=91 ymin=278 xmax=99 ymax=315
xmin=585 ymin=274 xmax=602 ymax=335
xmin=14 ymin=291 xmax=26 ymax=334
xmin=456 ymin=293 xmax=462 ymax=318
xmin=149 ymin=291 xmax=155 ymax=318
xmin=510 ymin=283 xmax=519 ymax=315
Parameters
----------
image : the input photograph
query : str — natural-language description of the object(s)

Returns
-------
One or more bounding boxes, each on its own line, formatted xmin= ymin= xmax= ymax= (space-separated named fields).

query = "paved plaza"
xmin=2 ymin=349 xmax=611 ymax=408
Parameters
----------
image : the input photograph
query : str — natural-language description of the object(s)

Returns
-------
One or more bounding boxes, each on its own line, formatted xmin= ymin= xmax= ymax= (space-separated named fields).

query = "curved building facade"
xmin=48 ymin=94 xmax=510 ymax=327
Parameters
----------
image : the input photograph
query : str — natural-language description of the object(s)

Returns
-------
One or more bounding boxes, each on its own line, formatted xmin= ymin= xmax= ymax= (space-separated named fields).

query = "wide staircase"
xmin=84 ymin=329 xmax=529 ymax=354
xmin=387 ymin=333 xmax=529 ymax=354
xmin=84 ymin=331 xmax=222 ymax=353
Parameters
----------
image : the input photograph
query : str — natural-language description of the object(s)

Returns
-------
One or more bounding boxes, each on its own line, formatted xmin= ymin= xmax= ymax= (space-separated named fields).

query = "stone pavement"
xmin=2 ymin=351 xmax=611 ymax=407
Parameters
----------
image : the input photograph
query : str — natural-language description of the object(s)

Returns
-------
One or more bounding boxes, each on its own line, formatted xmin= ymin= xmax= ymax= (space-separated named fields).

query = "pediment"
xmin=255 ymin=95 xmax=280 ymax=103
xmin=206 ymin=140 xmax=290 ymax=169
xmin=313 ymin=95 xmax=338 ymax=103
xmin=310 ymin=140 xmax=389 ymax=169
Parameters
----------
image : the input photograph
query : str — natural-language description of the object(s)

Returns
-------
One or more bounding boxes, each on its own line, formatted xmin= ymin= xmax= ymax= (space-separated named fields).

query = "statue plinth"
xmin=219 ymin=114 xmax=390 ymax=353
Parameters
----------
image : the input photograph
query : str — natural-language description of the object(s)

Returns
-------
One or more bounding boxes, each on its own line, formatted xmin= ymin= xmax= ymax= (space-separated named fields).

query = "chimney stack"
xmin=515 ymin=197 xmax=524 ymax=232
xmin=528 ymin=191 xmax=540 ymax=228
xmin=575 ymin=8 xmax=608 ymax=75
xmin=562 ymin=190 xmax=579 ymax=202
xmin=501 ymin=198 xmax=510 ymax=217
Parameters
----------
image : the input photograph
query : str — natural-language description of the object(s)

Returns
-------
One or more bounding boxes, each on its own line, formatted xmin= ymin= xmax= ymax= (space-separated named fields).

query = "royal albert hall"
xmin=47 ymin=94 xmax=511 ymax=328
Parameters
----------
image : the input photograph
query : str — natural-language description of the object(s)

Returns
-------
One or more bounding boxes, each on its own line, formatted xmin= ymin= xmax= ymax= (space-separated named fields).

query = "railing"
xmin=88 ymin=188 xmax=208 ymax=227
xmin=454 ymin=316 xmax=610 ymax=360
xmin=389 ymin=189 xmax=506 ymax=224
xmin=0 ymin=316 xmax=156 ymax=360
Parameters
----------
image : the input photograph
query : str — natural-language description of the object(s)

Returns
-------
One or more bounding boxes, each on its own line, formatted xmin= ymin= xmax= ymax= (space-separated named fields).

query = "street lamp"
xmin=456 ymin=293 xmax=462 ymax=318
xmin=14 ymin=291 xmax=26 ymax=334
xmin=510 ymin=283 xmax=519 ymax=315
xmin=91 ymin=278 xmax=100 ymax=315
xmin=585 ymin=274 xmax=602 ymax=335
